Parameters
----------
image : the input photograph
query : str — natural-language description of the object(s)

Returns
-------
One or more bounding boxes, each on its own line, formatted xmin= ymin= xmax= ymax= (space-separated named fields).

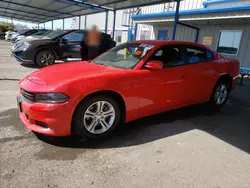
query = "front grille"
xmin=21 ymin=89 xmax=35 ymax=102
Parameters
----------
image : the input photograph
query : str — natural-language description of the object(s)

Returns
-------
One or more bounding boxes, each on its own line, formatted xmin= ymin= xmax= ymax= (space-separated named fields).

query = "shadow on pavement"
xmin=20 ymin=60 xmax=83 ymax=69
xmin=21 ymin=64 xmax=40 ymax=69
xmin=2 ymin=81 xmax=250 ymax=154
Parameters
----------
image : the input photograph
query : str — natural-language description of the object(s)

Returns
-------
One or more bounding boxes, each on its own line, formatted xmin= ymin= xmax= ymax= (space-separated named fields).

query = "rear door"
xmin=60 ymin=31 xmax=84 ymax=58
xmin=182 ymin=45 xmax=218 ymax=103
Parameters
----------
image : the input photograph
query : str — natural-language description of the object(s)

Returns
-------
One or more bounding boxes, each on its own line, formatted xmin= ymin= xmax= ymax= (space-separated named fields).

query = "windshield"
xmin=33 ymin=30 xmax=50 ymax=36
xmin=40 ymin=30 xmax=53 ymax=36
xmin=44 ymin=30 xmax=68 ymax=39
xmin=92 ymin=43 xmax=155 ymax=69
xmin=23 ymin=30 xmax=37 ymax=36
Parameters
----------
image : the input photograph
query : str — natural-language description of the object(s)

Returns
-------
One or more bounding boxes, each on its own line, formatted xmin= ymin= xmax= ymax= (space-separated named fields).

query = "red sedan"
xmin=17 ymin=40 xmax=240 ymax=138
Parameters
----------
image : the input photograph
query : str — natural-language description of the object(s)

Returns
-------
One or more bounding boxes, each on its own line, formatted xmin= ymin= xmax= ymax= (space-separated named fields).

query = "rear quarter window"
xmin=206 ymin=50 xmax=215 ymax=60
xmin=185 ymin=45 xmax=215 ymax=64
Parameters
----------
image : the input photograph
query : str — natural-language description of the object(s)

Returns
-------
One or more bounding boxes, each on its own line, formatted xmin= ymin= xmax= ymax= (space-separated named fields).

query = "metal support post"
xmin=37 ymin=23 xmax=39 ymax=29
xmin=112 ymin=10 xmax=116 ymax=39
xmin=134 ymin=23 xmax=138 ymax=41
xmin=133 ymin=8 xmax=141 ymax=41
xmin=84 ymin=16 xmax=87 ymax=29
xmin=52 ymin=20 xmax=54 ymax=30
xmin=195 ymin=29 xmax=200 ymax=43
xmin=44 ymin=22 xmax=45 ymax=29
xmin=63 ymin=19 xmax=65 ymax=30
xmin=105 ymin=11 xmax=109 ymax=33
xmin=172 ymin=0 xmax=181 ymax=40
xmin=79 ymin=16 xmax=81 ymax=29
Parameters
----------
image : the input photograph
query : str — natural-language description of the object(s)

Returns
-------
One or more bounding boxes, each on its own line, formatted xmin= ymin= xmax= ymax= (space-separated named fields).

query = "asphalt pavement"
xmin=0 ymin=40 xmax=250 ymax=188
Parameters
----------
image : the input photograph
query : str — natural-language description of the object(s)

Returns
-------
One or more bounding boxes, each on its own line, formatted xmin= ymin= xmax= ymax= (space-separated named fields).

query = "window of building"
xmin=115 ymin=31 xmax=122 ymax=43
xmin=140 ymin=31 xmax=151 ymax=40
xmin=116 ymin=36 xmax=122 ymax=43
xmin=217 ymin=30 xmax=243 ymax=55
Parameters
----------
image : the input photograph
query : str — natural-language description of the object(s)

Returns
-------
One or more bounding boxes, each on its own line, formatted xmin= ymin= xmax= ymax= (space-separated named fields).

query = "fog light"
xmin=35 ymin=121 xmax=49 ymax=129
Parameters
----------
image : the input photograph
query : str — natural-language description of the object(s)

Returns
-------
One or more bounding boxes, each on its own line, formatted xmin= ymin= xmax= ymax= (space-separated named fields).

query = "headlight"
xmin=35 ymin=93 xmax=69 ymax=103
xmin=14 ymin=42 xmax=30 ymax=50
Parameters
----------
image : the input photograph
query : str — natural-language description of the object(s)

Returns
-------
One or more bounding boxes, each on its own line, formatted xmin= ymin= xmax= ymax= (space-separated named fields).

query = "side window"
xmin=186 ymin=46 xmax=207 ymax=64
xmin=63 ymin=32 xmax=84 ymax=42
xmin=149 ymin=45 xmax=183 ymax=68
xmin=206 ymin=50 xmax=215 ymax=60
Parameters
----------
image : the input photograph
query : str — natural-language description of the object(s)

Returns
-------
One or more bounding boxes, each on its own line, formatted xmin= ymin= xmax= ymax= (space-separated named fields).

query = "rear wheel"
xmin=72 ymin=95 xmax=121 ymax=139
xmin=35 ymin=50 xmax=55 ymax=67
xmin=209 ymin=79 xmax=229 ymax=108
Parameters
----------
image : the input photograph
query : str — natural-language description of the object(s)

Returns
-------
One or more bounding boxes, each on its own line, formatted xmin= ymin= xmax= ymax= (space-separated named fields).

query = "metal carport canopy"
xmin=0 ymin=0 xmax=179 ymax=23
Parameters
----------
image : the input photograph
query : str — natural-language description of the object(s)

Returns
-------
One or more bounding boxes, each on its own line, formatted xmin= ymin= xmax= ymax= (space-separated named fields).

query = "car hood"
xmin=26 ymin=35 xmax=44 ymax=39
xmin=20 ymin=62 xmax=124 ymax=91
xmin=15 ymin=37 xmax=54 ymax=47
xmin=18 ymin=36 xmax=47 ymax=43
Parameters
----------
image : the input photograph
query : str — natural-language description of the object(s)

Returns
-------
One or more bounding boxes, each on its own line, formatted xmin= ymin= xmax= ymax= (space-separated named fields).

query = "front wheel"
xmin=35 ymin=50 xmax=55 ymax=67
xmin=72 ymin=95 xmax=121 ymax=139
xmin=209 ymin=80 xmax=229 ymax=108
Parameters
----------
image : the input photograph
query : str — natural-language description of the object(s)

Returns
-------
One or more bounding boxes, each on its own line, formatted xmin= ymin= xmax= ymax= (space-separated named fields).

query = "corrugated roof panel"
xmin=0 ymin=0 xmax=178 ymax=23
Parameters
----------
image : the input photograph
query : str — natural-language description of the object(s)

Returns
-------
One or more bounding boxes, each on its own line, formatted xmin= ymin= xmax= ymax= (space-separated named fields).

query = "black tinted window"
xmin=63 ymin=32 xmax=84 ymax=41
xmin=149 ymin=45 xmax=183 ymax=68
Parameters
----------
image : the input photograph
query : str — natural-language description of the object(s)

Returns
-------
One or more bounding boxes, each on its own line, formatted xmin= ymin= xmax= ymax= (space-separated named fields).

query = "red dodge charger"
xmin=17 ymin=41 xmax=240 ymax=138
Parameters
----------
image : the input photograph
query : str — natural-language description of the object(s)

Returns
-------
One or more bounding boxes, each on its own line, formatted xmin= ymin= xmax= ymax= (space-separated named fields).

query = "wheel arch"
xmin=34 ymin=47 xmax=58 ymax=63
xmin=71 ymin=90 xmax=126 ymax=134
xmin=218 ymin=73 xmax=233 ymax=91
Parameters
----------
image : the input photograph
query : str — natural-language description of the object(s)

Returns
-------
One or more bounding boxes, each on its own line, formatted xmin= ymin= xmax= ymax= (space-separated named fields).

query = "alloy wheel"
xmin=83 ymin=101 xmax=116 ymax=134
xmin=40 ymin=52 xmax=53 ymax=66
xmin=214 ymin=84 xmax=228 ymax=105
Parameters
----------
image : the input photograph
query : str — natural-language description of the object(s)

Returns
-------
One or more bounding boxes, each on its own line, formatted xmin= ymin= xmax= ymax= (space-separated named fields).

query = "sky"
xmin=0 ymin=17 xmax=74 ymax=30
xmin=0 ymin=10 xmax=124 ymax=30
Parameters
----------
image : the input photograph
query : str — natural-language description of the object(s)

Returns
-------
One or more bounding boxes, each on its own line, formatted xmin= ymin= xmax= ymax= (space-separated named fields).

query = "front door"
xmin=157 ymin=30 xmax=168 ymax=40
xmin=135 ymin=45 xmax=188 ymax=118
xmin=60 ymin=31 xmax=84 ymax=58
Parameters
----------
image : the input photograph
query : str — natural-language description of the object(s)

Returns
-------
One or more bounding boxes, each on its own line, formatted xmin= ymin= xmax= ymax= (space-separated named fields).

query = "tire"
xmin=72 ymin=95 xmax=121 ymax=139
xmin=35 ymin=50 xmax=55 ymax=67
xmin=209 ymin=79 xmax=230 ymax=109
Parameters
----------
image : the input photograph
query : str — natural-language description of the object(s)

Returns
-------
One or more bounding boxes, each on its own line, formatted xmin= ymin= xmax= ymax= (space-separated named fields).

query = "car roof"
xmin=130 ymin=40 xmax=208 ymax=49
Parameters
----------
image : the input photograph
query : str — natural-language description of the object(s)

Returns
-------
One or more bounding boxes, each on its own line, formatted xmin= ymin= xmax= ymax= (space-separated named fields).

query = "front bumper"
xmin=12 ymin=48 xmax=35 ymax=64
xmin=18 ymin=94 xmax=73 ymax=136
xmin=12 ymin=53 xmax=33 ymax=64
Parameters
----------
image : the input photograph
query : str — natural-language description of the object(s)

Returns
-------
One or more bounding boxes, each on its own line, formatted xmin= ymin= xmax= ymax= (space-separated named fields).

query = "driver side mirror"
xmin=145 ymin=61 xmax=163 ymax=70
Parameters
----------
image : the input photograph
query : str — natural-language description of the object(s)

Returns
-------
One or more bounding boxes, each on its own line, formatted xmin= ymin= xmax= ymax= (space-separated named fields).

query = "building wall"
xmin=153 ymin=24 xmax=196 ymax=41
xmin=140 ymin=0 xmax=203 ymax=14
xmin=70 ymin=0 xmax=205 ymax=42
xmin=206 ymin=0 xmax=250 ymax=8
xmin=153 ymin=23 xmax=250 ymax=67
xmin=137 ymin=0 xmax=204 ymax=40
